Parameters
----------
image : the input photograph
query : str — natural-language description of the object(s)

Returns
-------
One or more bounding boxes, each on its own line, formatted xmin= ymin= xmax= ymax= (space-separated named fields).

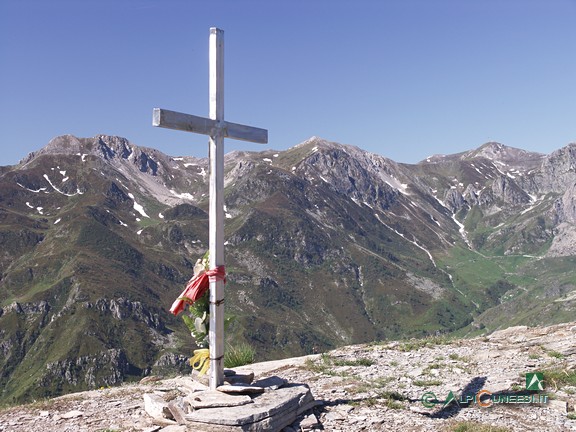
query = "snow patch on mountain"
xmin=43 ymin=174 xmax=83 ymax=197
xmin=128 ymin=193 xmax=150 ymax=218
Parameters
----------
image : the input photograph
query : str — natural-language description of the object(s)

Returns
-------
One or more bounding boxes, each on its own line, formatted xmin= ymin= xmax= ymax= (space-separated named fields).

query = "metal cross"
xmin=153 ymin=27 xmax=267 ymax=389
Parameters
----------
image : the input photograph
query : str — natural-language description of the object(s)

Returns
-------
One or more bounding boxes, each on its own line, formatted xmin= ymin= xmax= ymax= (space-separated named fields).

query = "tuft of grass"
xmin=448 ymin=421 xmax=511 ymax=432
xmin=397 ymin=335 xmax=452 ymax=352
xmin=348 ymin=378 xmax=396 ymax=396
xmin=373 ymin=376 xmax=395 ymax=386
xmin=224 ymin=342 xmax=256 ymax=368
xmin=332 ymin=357 xmax=375 ymax=367
xmin=546 ymin=350 xmax=565 ymax=359
xmin=413 ymin=378 xmax=443 ymax=387
xmin=363 ymin=397 xmax=378 ymax=407
xmin=385 ymin=399 xmax=404 ymax=410
xmin=528 ymin=353 xmax=541 ymax=360
xmin=448 ymin=353 xmax=470 ymax=362
xmin=303 ymin=354 xmax=346 ymax=377
xmin=378 ymin=390 xmax=406 ymax=401
xmin=347 ymin=387 xmax=406 ymax=409
xmin=509 ymin=383 xmax=524 ymax=392
xmin=304 ymin=358 xmax=333 ymax=375
xmin=425 ymin=361 xmax=445 ymax=371
xmin=541 ymin=368 xmax=576 ymax=390
xmin=303 ymin=353 xmax=374 ymax=376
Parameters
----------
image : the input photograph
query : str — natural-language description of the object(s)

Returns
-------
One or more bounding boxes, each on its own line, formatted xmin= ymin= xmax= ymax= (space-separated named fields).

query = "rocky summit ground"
xmin=1 ymin=322 xmax=576 ymax=432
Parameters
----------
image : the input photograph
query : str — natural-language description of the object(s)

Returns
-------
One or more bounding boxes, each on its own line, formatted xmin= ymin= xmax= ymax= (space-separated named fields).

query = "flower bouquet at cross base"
xmin=169 ymin=252 xmax=230 ymax=377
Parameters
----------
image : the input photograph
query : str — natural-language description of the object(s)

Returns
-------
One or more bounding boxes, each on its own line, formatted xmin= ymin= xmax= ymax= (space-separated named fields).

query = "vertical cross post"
xmin=208 ymin=27 xmax=225 ymax=389
xmin=153 ymin=28 xmax=267 ymax=391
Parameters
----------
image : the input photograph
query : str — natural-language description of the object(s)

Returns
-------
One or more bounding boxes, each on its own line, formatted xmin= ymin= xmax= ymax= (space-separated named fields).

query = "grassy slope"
xmin=2 ymin=143 xmax=575 ymax=405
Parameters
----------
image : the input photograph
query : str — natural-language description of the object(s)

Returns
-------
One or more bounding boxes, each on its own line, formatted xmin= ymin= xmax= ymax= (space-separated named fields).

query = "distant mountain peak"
xmin=462 ymin=141 xmax=545 ymax=165
xmin=19 ymin=134 xmax=137 ymax=165
xmin=95 ymin=135 xmax=135 ymax=160
xmin=420 ymin=142 xmax=546 ymax=167
xmin=295 ymin=136 xmax=337 ymax=150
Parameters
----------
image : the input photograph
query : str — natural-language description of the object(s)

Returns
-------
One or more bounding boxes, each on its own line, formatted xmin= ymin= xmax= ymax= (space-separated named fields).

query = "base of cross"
xmin=142 ymin=361 xmax=320 ymax=431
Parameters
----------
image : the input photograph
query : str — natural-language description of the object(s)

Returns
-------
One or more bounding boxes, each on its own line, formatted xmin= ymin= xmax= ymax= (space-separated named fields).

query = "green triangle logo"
xmin=443 ymin=390 xmax=457 ymax=407
xmin=526 ymin=372 xmax=544 ymax=391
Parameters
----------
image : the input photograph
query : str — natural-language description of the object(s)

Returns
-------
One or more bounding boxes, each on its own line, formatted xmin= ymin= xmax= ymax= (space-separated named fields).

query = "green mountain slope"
xmin=1 ymin=135 xmax=575 ymax=404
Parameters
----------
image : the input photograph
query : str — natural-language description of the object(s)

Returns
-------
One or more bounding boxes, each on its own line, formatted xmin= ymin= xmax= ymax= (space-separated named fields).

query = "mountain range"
xmin=1 ymin=134 xmax=576 ymax=404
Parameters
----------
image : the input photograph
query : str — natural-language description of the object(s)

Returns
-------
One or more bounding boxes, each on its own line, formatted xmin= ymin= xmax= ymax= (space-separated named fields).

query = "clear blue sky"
xmin=1 ymin=0 xmax=575 ymax=166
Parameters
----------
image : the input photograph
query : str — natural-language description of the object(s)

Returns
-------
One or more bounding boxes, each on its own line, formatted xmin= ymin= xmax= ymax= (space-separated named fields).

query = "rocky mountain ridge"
xmin=1 ymin=134 xmax=576 ymax=404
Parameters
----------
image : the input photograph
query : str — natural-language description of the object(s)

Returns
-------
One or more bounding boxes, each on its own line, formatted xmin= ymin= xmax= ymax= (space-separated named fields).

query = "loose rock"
xmin=1 ymin=323 xmax=576 ymax=431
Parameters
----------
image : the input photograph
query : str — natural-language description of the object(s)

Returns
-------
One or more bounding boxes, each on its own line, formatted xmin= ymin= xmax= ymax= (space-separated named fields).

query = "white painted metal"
xmin=152 ymin=108 xmax=267 ymax=143
xmin=152 ymin=27 xmax=267 ymax=390
xmin=208 ymin=27 xmax=225 ymax=390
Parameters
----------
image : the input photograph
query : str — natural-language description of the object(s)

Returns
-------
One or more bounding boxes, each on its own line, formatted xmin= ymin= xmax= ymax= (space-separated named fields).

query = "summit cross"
xmin=152 ymin=27 xmax=268 ymax=389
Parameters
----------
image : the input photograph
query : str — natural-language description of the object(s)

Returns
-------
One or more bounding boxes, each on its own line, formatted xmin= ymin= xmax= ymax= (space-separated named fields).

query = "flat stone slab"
xmin=224 ymin=372 xmax=255 ymax=385
xmin=217 ymin=384 xmax=265 ymax=394
xmin=252 ymin=376 xmax=287 ymax=390
xmin=185 ymin=384 xmax=314 ymax=431
xmin=185 ymin=391 xmax=253 ymax=409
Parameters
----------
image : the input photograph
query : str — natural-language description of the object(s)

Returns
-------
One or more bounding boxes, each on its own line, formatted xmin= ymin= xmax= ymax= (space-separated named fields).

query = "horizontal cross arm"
xmin=225 ymin=120 xmax=268 ymax=144
xmin=153 ymin=108 xmax=216 ymax=136
xmin=153 ymin=108 xmax=268 ymax=144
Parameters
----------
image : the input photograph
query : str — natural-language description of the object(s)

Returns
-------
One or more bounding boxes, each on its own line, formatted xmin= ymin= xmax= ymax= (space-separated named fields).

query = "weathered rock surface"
xmin=1 ymin=322 xmax=576 ymax=431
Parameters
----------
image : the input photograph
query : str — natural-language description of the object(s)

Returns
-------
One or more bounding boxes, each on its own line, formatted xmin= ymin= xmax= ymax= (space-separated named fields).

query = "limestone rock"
xmin=253 ymin=376 xmax=288 ymax=390
xmin=159 ymin=426 xmax=187 ymax=432
xmin=167 ymin=401 xmax=187 ymax=425
xmin=177 ymin=376 xmax=209 ymax=393
xmin=549 ymin=399 xmax=568 ymax=414
xmin=185 ymin=390 xmax=253 ymax=409
xmin=224 ymin=372 xmax=255 ymax=385
xmin=217 ymin=384 xmax=265 ymax=394
xmin=143 ymin=393 xmax=173 ymax=420
xmin=299 ymin=413 xmax=321 ymax=430
xmin=185 ymin=384 xmax=314 ymax=431
xmin=60 ymin=410 xmax=83 ymax=419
